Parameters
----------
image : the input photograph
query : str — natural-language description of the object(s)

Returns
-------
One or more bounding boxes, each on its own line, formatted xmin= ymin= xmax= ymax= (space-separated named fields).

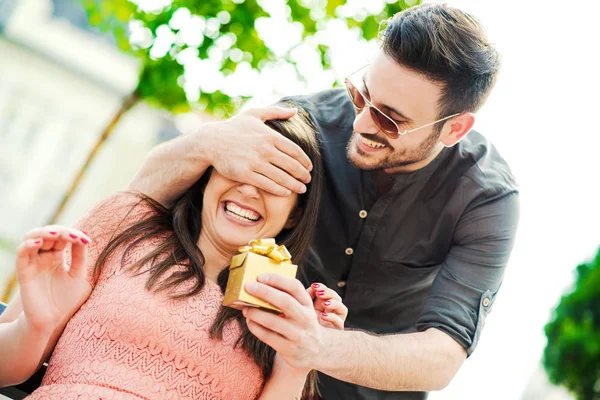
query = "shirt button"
xmin=345 ymin=248 xmax=354 ymax=255
xmin=337 ymin=281 xmax=346 ymax=288
xmin=482 ymin=298 xmax=490 ymax=307
xmin=359 ymin=210 xmax=368 ymax=218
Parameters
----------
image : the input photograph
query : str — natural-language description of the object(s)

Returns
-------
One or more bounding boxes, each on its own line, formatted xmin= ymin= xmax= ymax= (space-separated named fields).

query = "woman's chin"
xmin=216 ymin=227 xmax=260 ymax=250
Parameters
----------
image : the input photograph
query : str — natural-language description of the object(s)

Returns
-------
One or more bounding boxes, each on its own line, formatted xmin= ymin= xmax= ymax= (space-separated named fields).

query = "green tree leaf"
xmin=544 ymin=248 xmax=600 ymax=399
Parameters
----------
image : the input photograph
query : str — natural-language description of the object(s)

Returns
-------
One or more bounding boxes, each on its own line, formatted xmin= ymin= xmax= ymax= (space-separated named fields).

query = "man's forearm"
xmin=128 ymin=125 xmax=214 ymax=207
xmin=317 ymin=327 xmax=466 ymax=392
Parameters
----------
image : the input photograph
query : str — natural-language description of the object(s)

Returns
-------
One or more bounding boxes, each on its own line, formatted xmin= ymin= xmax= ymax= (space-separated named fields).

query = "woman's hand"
xmin=15 ymin=226 xmax=93 ymax=333
xmin=307 ymin=283 xmax=347 ymax=330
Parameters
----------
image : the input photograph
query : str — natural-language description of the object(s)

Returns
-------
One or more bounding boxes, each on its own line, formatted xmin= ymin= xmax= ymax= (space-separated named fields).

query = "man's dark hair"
xmin=381 ymin=4 xmax=501 ymax=119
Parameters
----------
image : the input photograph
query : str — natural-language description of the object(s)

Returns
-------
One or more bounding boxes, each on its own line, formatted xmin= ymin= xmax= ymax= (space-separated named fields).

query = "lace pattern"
xmin=27 ymin=193 xmax=263 ymax=400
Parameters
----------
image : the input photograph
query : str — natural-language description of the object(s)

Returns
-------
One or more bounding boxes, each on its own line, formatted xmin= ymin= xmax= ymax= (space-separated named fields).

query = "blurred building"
xmin=0 ymin=0 xmax=181 ymax=295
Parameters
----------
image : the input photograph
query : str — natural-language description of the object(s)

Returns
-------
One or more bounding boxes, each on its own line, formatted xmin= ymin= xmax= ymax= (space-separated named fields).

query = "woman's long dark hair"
xmin=94 ymin=102 xmax=323 ymax=393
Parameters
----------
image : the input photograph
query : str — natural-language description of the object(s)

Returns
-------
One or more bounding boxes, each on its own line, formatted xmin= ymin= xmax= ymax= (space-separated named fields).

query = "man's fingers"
xmin=245 ymin=106 xmax=297 ymax=122
xmin=272 ymin=135 xmax=313 ymax=175
xmin=267 ymin=145 xmax=312 ymax=185
xmin=245 ymin=316 xmax=288 ymax=351
xmin=244 ymin=308 xmax=300 ymax=341
xmin=253 ymin=163 xmax=306 ymax=195
xmin=245 ymin=282 xmax=307 ymax=323
xmin=256 ymin=274 xmax=313 ymax=308
xmin=247 ymin=173 xmax=292 ymax=197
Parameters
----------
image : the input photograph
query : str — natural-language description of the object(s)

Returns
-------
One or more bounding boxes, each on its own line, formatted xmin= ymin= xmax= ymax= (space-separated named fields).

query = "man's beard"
xmin=346 ymin=129 xmax=442 ymax=171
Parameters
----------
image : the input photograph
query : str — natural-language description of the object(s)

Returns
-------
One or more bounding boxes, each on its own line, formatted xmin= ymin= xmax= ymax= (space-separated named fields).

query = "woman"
xmin=0 ymin=103 xmax=346 ymax=399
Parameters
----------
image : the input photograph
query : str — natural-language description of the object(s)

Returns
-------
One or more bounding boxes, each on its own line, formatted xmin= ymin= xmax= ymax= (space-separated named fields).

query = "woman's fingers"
xmin=24 ymin=226 xmax=61 ymax=251
xmin=23 ymin=226 xmax=90 ymax=253
xmin=69 ymin=241 xmax=89 ymax=279
xmin=309 ymin=282 xmax=348 ymax=323
xmin=310 ymin=283 xmax=341 ymax=301
xmin=319 ymin=311 xmax=345 ymax=330
xmin=321 ymin=299 xmax=348 ymax=322
xmin=15 ymin=239 xmax=44 ymax=271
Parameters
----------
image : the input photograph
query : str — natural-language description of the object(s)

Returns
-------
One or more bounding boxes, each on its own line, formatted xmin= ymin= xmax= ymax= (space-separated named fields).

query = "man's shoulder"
xmin=283 ymin=89 xmax=354 ymax=134
xmin=451 ymin=130 xmax=519 ymax=202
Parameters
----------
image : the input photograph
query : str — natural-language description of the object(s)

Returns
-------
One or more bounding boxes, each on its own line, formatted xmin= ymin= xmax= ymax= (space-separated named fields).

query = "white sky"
xmin=427 ymin=1 xmax=600 ymax=398
xmin=140 ymin=0 xmax=600 ymax=397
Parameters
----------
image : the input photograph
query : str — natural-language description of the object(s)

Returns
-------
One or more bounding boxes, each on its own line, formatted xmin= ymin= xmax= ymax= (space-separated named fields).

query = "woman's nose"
xmin=237 ymin=184 xmax=260 ymax=199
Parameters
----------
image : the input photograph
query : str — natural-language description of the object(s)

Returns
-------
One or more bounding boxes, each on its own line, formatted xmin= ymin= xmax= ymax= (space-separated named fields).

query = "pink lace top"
xmin=28 ymin=193 xmax=264 ymax=400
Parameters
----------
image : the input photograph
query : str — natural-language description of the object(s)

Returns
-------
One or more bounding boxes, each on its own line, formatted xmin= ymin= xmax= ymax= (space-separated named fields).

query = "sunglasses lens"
xmin=346 ymin=81 xmax=365 ymax=109
xmin=370 ymin=108 xmax=398 ymax=138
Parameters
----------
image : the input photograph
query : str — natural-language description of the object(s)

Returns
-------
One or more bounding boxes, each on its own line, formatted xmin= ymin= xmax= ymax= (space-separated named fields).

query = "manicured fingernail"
xmin=323 ymin=300 xmax=331 ymax=307
xmin=69 ymin=233 xmax=78 ymax=239
xmin=316 ymin=290 xmax=325 ymax=296
xmin=34 ymin=239 xmax=42 ymax=244
xmin=321 ymin=312 xmax=328 ymax=317
xmin=48 ymin=231 xmax=58 ymax=235
xmin=258 ymin=273 xmax=269 ymax=283
xmin=82 ymin=230 xmax=88 ymax=235
xmin=311 ymin=283 xmax=320 ymax=289
xmin=80 ymin=238 xmax=89 ymax=244
xmin=246 ymin=282 xmax=257 ymax=292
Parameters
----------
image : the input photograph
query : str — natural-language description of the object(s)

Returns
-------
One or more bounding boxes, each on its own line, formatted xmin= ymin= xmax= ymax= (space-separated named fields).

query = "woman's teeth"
xmin=225 ymin=202 xmax=260 ymax=222
xmin=360 ymin=136 xmax=386 ymax=149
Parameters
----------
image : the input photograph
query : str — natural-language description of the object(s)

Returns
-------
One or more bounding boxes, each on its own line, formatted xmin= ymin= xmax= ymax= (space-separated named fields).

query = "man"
xmin=129 ymin=4 xmax=519 ymax=399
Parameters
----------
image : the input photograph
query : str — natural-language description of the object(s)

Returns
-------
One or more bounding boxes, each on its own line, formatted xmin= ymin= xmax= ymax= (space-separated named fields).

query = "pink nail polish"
xmin=34 ymin=239 xmax=42 ymax=244
xmin=48 ymin=231 xmax=58 ymax=235
xmin=311 ymin=283 xmax=320 ymax=289
xmin=323 ymin=300 xmax=331 ymax=307
xmin=316 ymin=290 xmax=325 ymax=296
xmin=80 ymin=238 xmax=89 ymax=244
xmin=321 ymin=312 xmax=328 ymax=317
xmin=69 ymin=233 xmax=78 ymax=239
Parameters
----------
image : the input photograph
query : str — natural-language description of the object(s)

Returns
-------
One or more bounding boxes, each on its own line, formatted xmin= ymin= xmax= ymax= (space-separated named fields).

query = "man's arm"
xmin=245 ymin=277 xmax=466 ymax=392
xmin=246 ymin=192 xmax=520 ymax=391
xmin=318 ymin=327 xmax=466 ymax=391
xmin=128 ymin=106 xmax=312 ymax=207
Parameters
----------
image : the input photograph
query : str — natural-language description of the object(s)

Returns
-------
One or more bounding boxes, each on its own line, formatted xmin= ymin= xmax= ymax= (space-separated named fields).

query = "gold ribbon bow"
xmin=238 ymin=239 xmax=292 ymax=263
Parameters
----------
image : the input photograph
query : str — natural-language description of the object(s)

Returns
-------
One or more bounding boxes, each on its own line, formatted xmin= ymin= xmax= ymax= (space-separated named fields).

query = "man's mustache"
xmin=355 ymin=132 xmax=391 ymax=147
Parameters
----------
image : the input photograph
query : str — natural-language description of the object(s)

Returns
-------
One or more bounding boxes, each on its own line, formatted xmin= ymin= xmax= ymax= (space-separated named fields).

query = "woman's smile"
xmin=221 ymin=200 xmax=263 ymax=227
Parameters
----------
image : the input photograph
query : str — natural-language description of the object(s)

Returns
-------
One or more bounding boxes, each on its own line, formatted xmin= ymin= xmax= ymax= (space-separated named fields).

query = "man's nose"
xmin=237 ymin=184 xmax=260 ymax=199
xmin=353 ymin=107 xmax=379 ymax=136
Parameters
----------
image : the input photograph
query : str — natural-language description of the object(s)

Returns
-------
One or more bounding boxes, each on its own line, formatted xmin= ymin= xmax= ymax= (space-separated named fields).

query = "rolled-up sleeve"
xmin=415 ymin=191 xmax=520 ymax=356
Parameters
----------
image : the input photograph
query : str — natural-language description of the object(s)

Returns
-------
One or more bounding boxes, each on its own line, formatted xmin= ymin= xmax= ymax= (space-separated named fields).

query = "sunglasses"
xmin=344 ymin=66 xmax=460 ymax=139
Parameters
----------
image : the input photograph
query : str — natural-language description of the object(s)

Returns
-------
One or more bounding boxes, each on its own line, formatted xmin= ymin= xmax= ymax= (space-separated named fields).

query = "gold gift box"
xmin=223 ymin=239 xmax=298 ymax=313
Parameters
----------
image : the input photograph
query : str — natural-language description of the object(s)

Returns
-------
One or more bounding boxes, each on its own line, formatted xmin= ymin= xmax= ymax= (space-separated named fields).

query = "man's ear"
xmin=440 ymin=112 xmax=475 ymax=147
xmin=283 ymin=207 xmax=303 ymax=229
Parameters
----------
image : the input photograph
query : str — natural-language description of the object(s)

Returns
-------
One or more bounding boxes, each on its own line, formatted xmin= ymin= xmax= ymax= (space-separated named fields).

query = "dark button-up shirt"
xmin=287 ymin=89 xmax=520 ymax=400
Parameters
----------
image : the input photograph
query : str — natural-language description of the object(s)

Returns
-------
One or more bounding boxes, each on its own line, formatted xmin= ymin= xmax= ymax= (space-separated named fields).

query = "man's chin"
xmin=347 ymin=148 xmax=385 ymax=170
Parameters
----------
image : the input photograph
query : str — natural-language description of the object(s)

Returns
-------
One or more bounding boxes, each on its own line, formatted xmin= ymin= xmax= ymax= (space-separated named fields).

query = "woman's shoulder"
xmin=74 ymin=191 xmax=163 ymax=242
